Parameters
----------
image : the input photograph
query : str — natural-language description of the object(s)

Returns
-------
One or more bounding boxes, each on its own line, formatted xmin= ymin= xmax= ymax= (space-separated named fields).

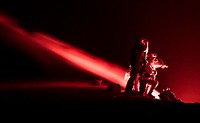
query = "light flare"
xmin=0 ymin=14 xmax=160 ymax=99
xmin=33 ymin=33 xmax=126 ymax=86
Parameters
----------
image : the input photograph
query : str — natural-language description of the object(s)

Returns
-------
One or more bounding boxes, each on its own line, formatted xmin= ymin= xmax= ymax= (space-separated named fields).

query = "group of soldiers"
xmin=124 ymin=37 xmax=168 ymax=99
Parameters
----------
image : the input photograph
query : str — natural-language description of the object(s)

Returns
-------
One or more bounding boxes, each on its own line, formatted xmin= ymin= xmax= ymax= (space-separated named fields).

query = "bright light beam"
xmin=32 ymin=32 xmax=127 ymax=87
xmin=0 ymin=14 xmax=160 ymax=99
xmin=0 ymin=14 xmax=127 ymax=87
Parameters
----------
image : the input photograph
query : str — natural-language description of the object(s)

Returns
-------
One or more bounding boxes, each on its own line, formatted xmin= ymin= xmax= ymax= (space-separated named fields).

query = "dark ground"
xmin=0 ymin=80 xmax=199 ymax=120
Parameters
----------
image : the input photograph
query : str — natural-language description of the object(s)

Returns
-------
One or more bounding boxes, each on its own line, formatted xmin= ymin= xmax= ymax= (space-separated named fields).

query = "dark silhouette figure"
xmin=124 ymin=37 xmax=149 ymax=94
xmin=159 ymin=87 xmax=182 ymax=102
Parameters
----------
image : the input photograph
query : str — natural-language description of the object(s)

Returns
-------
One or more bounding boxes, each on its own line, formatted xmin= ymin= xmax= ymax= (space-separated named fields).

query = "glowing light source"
xmin=0 ymin=14 xmax=160 ymax=99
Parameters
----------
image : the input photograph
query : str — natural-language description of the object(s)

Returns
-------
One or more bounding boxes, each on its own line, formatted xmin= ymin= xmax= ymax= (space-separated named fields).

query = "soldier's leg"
xmin=139 ymin=79 xmax=147 ymax=95
xmin=134 ymin=74 xmax=140 ymax=92
xmin=148 ymin=80 xmax=159 ymax=97
xmin=124 ymin=72 xmax=138 ymax=93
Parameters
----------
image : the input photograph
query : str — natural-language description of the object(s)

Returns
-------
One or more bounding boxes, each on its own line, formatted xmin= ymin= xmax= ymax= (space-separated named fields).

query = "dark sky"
xmin=0 ymin=0 xmax=200 ymax=103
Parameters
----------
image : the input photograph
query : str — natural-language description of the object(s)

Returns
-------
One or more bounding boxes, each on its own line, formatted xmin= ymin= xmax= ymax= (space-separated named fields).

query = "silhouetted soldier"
xmin=140 ymin=52 xmax=168 ymax=98
xmin=159 ymin=87 xmax=182 ymax=102
xmin=124 ymin=37 xmax=149 ymax=94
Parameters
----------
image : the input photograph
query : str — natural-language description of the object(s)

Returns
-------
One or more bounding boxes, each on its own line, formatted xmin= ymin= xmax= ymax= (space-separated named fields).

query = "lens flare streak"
xmin=0 ymin=15 xmax=160 ymax=99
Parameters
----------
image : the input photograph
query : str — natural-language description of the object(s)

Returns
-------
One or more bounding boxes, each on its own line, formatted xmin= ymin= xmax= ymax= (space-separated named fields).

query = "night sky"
xmin=0 ymin=0 xmax=200 ymax=103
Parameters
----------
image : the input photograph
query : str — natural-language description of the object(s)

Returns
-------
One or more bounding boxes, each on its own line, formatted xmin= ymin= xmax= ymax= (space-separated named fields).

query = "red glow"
xmin=33 ymin=33 xmax=127 ymax=86
xmin=0 ymin=14 xmax=160 ymax=99
xmin=0 ymin=81 xmax=108 ymax=90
